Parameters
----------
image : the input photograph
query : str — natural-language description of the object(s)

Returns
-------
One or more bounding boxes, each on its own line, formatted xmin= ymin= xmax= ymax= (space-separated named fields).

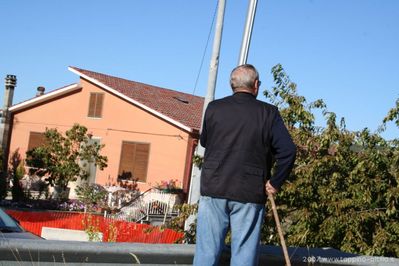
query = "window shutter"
xmin=27 ymin=132 xmax=46 ymax=151
xmin=95 ymin=93 xmax=104 ymax=118
xmin=119 ymin=142 xmax=136 ymax=178
xmin=88 ymin=93 xmax=96 ymax=117
xmin=118 ymin=142 xmax=150 ymax=182
xmin=88 ymin=93 xmax=104 ymax=118
xmin=134 ymin=143 xmax=150 ymax=182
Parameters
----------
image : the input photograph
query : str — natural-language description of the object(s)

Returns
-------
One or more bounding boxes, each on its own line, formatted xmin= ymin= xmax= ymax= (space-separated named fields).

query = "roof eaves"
xmin=68 ymin=66 xmax=194 ymax=133
xmin=9 ymin=83 xmax=82 ymax=112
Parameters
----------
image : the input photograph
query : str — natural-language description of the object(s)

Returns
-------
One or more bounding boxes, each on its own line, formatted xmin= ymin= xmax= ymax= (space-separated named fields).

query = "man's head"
xmin=230 ymin=64 xmax=261 ymax=97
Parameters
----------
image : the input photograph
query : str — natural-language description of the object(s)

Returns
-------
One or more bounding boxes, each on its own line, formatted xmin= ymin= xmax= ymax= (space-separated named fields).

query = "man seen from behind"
xmin=193 ymin=64 xmax=297 ymax=266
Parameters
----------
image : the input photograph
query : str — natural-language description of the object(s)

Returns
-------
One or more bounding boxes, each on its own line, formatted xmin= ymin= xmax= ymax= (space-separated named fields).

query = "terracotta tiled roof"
xmin=69 ymin=67 xmax=204 ymax=132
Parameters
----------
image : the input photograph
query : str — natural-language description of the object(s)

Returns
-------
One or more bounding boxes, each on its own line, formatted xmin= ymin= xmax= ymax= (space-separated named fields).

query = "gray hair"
xmin=230 ymin=64 xmax=259 ymax=91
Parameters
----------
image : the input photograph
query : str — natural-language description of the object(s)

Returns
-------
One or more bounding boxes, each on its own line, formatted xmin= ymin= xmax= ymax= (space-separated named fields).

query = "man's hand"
xmin=266 ymin=180 xmax=278 ymax=195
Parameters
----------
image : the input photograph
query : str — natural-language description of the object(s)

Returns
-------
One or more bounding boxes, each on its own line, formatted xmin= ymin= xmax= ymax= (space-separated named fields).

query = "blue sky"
xmin=0 ymin=0 xmax=398 ymax=139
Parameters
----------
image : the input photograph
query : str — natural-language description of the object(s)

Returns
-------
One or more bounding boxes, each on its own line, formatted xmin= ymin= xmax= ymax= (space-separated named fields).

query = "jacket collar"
xmin=233 ymin=91 xmax=257 ymax=98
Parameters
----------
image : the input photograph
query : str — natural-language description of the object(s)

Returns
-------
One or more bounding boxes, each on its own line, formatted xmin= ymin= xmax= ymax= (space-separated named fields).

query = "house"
xmin=5 ymin=67 xmax=204 ymax=197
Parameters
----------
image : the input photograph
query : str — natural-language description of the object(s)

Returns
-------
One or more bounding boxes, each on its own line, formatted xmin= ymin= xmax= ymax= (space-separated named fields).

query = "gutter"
xmin=182 ymin=134 xmax=198 ymax=197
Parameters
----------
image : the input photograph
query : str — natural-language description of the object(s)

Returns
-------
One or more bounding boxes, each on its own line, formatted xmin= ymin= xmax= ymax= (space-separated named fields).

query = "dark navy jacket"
xmin=200 ymin=92 xmax=296 ymax=204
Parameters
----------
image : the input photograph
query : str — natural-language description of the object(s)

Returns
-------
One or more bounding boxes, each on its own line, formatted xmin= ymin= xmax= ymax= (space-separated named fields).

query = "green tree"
xmin=9 ymin=149 xmax=25 ymax=201
xmin=262 ymin=64 xmax=399 ymax=257
xmin=0 ymin=148 xmax=7 ymax=200
xmin=25 ymin=124 xmax=108 ymax=200
xmin=177 ymin=64 xmax=398 ymax=257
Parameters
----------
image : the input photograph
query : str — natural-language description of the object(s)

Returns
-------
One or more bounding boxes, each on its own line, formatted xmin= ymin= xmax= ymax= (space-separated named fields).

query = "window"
xmin=118 ymin=141 xmax=150 ymax=182
xmin=27 ymin=132 xmax=46 ymax=151
xmin=87 ymin=93 xmax=104 ymax=118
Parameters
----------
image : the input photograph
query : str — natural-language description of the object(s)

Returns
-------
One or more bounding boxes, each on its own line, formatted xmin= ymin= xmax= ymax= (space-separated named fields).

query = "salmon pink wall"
xmin=9 ymin=78 xmax=192 ymax=192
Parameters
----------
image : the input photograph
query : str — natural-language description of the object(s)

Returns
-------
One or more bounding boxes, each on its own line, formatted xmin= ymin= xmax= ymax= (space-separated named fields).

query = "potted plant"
xmin=155 ymin=179 xmax=183 ymax=194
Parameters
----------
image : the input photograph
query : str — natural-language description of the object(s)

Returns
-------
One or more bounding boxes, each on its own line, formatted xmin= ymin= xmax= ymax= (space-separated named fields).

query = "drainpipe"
xmin=182 ymin=135 xmax=198 ymax=201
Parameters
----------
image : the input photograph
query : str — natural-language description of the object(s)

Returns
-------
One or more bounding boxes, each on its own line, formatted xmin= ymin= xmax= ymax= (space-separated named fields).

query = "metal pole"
xmin=238 ymin=0 xmax=258 ymax=65
xmin=185 ymin=0 xmax=226 ymax=230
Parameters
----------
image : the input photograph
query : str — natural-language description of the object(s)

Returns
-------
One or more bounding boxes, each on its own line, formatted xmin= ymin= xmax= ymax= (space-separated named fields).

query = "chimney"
xmin=4 ymin=75 xmax=16 ymax=109
xmin=36 ymin=86 xmax=45 ymax=96
xmin=1 ymin=74 xmax=17 ymax=173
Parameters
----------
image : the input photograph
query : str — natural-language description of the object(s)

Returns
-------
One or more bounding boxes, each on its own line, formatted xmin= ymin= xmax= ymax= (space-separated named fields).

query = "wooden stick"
xmin=268 ymin=192 xmax=291 ymax=266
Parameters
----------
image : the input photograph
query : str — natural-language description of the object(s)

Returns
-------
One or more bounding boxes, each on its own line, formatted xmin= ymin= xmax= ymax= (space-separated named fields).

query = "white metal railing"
xmin=105 ymin=189 xmax=181 ymax=223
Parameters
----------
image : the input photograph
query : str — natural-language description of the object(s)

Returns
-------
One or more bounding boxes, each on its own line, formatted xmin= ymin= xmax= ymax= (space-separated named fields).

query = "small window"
xmin=27 ymin=132 xmax=46 ymax=151
xmin=88 ymin=93 xmax=104 ymax=118
xmin=118 ymin=141 xmax=150 ymax=182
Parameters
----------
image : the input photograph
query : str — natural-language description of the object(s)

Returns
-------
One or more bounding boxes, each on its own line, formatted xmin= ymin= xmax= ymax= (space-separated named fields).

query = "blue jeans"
xmin=193 ymin=196 xmax=265 ymax=266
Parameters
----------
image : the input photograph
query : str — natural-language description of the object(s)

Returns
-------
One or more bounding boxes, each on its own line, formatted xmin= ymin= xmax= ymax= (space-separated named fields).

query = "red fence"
xmin=5 ymin=210 xmax=183 ymax=243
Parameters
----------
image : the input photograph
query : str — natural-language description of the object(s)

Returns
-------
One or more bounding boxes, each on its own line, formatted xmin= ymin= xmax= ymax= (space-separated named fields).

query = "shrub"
xmin=75 ymin=183 xmax=107 ymax=212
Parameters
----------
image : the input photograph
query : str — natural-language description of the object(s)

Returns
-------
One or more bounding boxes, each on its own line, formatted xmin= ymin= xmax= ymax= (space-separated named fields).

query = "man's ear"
xmin=253 ymin=80 xmax=260 ymax=96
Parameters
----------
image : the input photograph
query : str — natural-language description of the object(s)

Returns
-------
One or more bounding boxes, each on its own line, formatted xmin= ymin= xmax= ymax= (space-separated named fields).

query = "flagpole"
xmin=238 ymin=0 xmax=258 ymax=65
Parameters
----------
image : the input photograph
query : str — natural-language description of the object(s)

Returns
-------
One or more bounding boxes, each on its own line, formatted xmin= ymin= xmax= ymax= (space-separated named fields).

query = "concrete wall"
xmin=41 ymin=227 xmax=103 ymax=242
xmin=1 ymin=239 xmax=398 ymax=265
